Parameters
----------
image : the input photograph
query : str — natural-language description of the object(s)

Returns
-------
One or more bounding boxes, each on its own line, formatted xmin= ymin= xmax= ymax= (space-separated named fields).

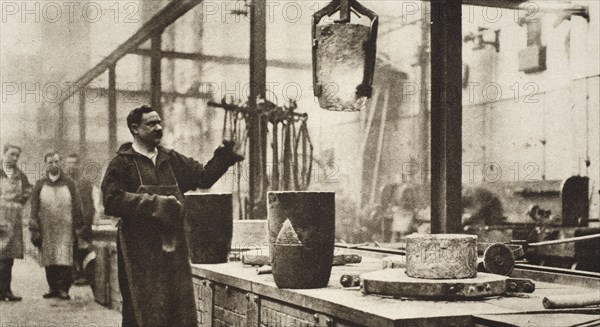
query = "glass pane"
xmin=268 ymin=0 xmax=433 ymax=244
xmin=461 ymin=3 xmax=600 ymax=249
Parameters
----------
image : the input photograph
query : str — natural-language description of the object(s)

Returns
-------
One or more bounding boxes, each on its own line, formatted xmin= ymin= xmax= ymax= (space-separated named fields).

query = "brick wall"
xmin=192 ymin=276 xmax=363 ymax=327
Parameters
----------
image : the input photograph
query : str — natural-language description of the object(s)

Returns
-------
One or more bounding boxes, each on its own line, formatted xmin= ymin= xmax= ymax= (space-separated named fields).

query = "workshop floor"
xmin=0 ymin=254 xmax=121 ymax=327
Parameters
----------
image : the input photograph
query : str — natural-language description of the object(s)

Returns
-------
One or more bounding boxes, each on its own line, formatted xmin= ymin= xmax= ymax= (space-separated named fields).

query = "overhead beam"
xmin=56 ymin=0 xmax=203 ymax=105
xmin=462 ymin=0 xmax=588 ymax=16
xmin=129 ymin=48 xmax=312 ymax=71
xmin=430 ymin=0 xmax=463 ymax=234
xmin=83 ymin=86 xmax=212 ymax=100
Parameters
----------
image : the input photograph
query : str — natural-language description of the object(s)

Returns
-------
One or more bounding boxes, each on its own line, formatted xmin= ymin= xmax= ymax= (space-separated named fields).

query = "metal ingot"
xmin=184 ymin=193 xmax=233 ymax=264
xmin=405 ymin=234 xmax=478 ymax=279
xmin=315 ymin=24 xmax=370 ymax=111
xmin=268 ymin=191 xmax=335 ymax=289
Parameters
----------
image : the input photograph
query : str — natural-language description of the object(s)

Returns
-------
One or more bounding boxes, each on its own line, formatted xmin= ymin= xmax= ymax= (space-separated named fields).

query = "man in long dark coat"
xmin=101 ymin=105 xmax=242 ymax=327
xmin=0 ymin=143 xmax=32 ymax=301
xmin=30 ymin=151 xmax=84 ymax=300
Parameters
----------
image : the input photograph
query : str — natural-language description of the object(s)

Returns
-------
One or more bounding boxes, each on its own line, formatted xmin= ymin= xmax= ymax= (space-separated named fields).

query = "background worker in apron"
xmin=29 ymin=151 xmax=84 ymax=300
xmin=0 ymin=143 xmax=32 ymax=301
xmin=101 ymin=105 xmax=243 ymax=327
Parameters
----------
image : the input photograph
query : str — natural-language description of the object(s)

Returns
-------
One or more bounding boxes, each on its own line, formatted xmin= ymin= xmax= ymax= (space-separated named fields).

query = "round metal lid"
xmin=483 ymin=243 xmax=516 ymax=276
xmin=361 ymin=269 xmax=509 ymax=299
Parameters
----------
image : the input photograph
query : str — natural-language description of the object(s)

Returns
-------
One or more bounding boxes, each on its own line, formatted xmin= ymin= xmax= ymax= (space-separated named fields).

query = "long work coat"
xmin=101 ymin=143 xmax=237 ymax=327
xmin=72 ymin=174 xmax=96 ymax=243
xmin=29 ymin=174 xmax=84 ymax=266
xmin=0 ymin=164 xmax=32 ymax=260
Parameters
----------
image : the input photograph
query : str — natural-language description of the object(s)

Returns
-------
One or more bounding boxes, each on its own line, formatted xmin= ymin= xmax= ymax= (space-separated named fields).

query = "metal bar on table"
xmin=529 ymin=234 xmax=600 ymax=247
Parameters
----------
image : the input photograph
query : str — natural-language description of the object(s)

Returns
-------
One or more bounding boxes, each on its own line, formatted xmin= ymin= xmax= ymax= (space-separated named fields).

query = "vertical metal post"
xmin=419 ymin=3 xmax=430 ymax=183
xmin=430 ymin=0 xmax=462 ymax=234
xmin=108 ymin=65 xmax=117 ymax=155
xmin=79 ymin=89 xmax=87 ymax=159
xmin=57 ymin=102 xmax=65 ymax=151
xmin=151 ymin=33 xmax=163 ymax=118
xmin=248 ymin=0 xmax=267 ymax=219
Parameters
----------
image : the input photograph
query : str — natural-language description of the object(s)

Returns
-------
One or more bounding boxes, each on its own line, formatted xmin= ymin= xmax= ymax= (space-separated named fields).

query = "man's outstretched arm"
xmin=172 ymin=142 xmax=244 ymax=192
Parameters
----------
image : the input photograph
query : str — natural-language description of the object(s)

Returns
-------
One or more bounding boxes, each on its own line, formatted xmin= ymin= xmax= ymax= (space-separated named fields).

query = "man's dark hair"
xmin=3 ymin=143 xmax=22 ymax=154
xmin=43 ymin=150 xmax=61 ymax=162
xmin=127 ymin=105 xmax=155 ymax=133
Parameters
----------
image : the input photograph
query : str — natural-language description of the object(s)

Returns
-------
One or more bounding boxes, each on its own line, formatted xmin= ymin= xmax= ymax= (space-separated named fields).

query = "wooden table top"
xmin=191 ymin=254 xmax=599 ymax=327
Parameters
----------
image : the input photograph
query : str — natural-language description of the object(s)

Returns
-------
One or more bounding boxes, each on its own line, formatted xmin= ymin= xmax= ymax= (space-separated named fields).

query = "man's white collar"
xmin=132 ymin=140 xmax=158 ymax=164
xmin=49 ymin=172 xmax=60 ymax=182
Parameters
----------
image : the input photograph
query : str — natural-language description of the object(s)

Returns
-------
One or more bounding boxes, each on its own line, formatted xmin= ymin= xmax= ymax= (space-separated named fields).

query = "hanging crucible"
xmin=312 ymin=0 xmax=378 ymax=111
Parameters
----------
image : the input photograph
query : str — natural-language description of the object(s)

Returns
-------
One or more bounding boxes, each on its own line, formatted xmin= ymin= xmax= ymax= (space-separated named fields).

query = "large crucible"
xmin=267 ymin=191 xmax=336 ymax=289
xmin=312 ymin=0 xmax=378 ymax=111
xmin=184 ymin=193 xmax=233 ymax=264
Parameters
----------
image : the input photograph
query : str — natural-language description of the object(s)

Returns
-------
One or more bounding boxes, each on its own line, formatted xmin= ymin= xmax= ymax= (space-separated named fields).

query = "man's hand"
xmin=78 ymin=238 xmax=91 ymax=250
xmin=217 ymin=140 xmax=244 ymax=164
xmin=222 ymin=140 xmax=242 ymax=154
xmin=153 ymin=195 xmax=182 ymax=227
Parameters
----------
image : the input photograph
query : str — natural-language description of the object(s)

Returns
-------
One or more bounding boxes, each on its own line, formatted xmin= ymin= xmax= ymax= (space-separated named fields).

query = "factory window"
xmin=526 ymin=19 xmax=542 ymax=46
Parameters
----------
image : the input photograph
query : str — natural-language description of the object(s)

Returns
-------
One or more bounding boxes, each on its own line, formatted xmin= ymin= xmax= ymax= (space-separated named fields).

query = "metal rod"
xmin=419 ymin=3 xmax=430 ymax=183
xmin=430 ymin=0 xmax=463 ymax=234
xmin=360 ymin=88 xmax=379 ymax=160
xmin=529 ymin=234 xmax=600 ymax=247
xmin=79 ymin=89 xmax=87 ymax=159
xmin=462 ymin=0 xmax=588 ymax=20
xmin=370 ymin=88 xmax=390 ymax=204
xmin=248 ymin=0 xmax=268 ymax=219
xmin=151 ymin=33 xmax=163 ymax=118
xmin=128 ymin=49 xmax=311 ymax=70
xmin=57 ymin=102 xmax=65 ymax=151
xmin=108 ymin=65 xmax=117 ymax=155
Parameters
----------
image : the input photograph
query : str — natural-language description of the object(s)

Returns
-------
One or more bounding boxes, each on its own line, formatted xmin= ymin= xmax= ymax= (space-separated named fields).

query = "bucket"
xmin=184 ymin=193 xmax=233 ymax=264
xmin=268 ymin=191 xmax=335 ymax=288
xmin=316 ymin=24 xmax=370 ymax=111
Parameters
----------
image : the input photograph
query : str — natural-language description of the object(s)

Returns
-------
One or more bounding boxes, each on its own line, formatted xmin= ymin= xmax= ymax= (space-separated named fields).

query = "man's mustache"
xmin=154 ymin=131 xmax=163 ymax=138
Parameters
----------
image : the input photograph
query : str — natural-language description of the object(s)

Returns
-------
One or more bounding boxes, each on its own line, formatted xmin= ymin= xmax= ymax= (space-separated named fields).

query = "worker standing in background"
xmin=101 ymin=105 xmax=243 ymax=327
xmin=0 ymin=143 xmax=32 ymax=301
xmin=391 ymin=184 xmax=419 ymax=242
xmin=462 ymin=187 xmax=506 ymax=226
xmin=30 ymin=151 xmax=84 ymax=300
xmin=65 ymin=153 xmax=95 ymax=286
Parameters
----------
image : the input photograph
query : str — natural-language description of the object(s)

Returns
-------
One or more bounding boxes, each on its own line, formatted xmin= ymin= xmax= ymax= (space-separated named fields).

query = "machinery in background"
xmin=464 ymin=175 xmax=599 ymax=272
